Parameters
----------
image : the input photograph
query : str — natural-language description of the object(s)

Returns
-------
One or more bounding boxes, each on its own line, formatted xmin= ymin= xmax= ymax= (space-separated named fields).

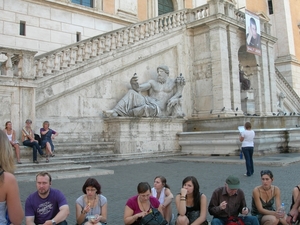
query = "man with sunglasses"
xmin=209 ymin=175 xmax=259 ymax=225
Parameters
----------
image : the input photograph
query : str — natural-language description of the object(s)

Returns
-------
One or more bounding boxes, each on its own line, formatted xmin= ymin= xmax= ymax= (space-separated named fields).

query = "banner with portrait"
xmin=245 ymin=10 xmax=261 ymax=56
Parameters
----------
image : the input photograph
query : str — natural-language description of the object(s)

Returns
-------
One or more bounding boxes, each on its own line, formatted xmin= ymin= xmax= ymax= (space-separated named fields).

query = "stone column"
xmin=207 ymin=20 xmax=232 ymax=116
xmin=227 ymin=24 xmax=242 ymax=114
xmin=267 ymin=42 xmax=278 ymax=114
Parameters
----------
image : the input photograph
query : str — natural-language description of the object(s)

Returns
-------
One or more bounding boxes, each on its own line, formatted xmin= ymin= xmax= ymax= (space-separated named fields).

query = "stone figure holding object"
xmin=239 ymin=64 xmax=251 ymax=91
xmin=106 ymin=65 xmax=185 ymax=117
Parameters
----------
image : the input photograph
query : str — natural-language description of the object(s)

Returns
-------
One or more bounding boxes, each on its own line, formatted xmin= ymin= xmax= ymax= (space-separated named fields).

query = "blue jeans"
xmin=242 ymin=147 xmax=254 ymax=176
xmin=23 ymin=140 xmax=44 ymax=161
xmin=211 ymin=216 xmax=259 ymax=225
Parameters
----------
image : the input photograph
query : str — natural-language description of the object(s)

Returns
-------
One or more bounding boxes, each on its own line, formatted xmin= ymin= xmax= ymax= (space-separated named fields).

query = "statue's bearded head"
xmin=157 ymin=66 xmax=169 ymax=84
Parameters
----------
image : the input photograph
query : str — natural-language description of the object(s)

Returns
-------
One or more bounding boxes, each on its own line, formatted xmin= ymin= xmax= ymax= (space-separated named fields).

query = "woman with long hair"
xmin=176 ymin=176 xmax=207 ymax=225
xmin=0 ymin=130 xmax=24 ymax=224
xmin=152 ymin=176 xmax=174 ymax=224
xmin=251 ymin=170 xmax=287 ymax=225
xmin=3 ymin=121 xmax=21 ymax=164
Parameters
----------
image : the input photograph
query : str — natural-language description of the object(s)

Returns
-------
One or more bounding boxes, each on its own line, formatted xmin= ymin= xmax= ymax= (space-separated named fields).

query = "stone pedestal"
xmin=104 ymin=117 xmax=186 ymax=154
xmin=241 ymin=90 xmax=255 ymax=115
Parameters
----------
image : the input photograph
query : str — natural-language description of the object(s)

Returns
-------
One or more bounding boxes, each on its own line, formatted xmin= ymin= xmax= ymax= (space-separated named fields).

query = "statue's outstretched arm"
xmin=130 ymin=73 xmax=151 ymax=92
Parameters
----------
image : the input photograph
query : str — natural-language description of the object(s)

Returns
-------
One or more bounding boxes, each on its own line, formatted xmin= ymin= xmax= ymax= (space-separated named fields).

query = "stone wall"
xmin=0 ymin=0 xmax=130 ymax=55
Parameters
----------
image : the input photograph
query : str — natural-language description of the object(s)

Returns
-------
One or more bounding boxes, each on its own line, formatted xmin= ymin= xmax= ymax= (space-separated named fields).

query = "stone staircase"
xmin=15 ymin=143 xmax=187 ymax=182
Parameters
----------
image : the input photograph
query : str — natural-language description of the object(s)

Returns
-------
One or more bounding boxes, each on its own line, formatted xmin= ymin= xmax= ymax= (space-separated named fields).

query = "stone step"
xmin=15 ymin=151 xmax=187 ymax=181
xmin=19 ymin=141 xmax=115 ymax=157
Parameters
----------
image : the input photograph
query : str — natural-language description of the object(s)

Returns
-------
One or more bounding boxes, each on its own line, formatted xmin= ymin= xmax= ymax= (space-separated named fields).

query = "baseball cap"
xmin=226 ymin=175 xmax=240 ymax=189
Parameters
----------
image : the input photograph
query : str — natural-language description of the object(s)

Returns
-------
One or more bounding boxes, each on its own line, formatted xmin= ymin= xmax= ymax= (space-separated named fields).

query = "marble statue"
xmin=105 ymin=65 xmax=185 ymax=117
xmin=277 ymin=92 xmax=286 ymax=115
xmin=239 ymin=64 xmax=251 ymax=91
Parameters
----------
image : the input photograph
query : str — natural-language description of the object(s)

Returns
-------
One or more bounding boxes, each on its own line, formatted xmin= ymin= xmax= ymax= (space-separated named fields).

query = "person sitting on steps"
xmin=40 ymin=121 xmax=58 ymax=163
xmin=3 ymin=121 xmax=22 ymax=164
xmin=22 ymin=119 xmax=46 ymax=164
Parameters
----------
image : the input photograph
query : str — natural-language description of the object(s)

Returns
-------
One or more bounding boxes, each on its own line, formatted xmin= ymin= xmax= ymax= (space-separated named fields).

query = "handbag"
xmin=226 ymin=216 xmax=245 ymax=225
xmin=139 ymin=208 xmax=168 ymax=225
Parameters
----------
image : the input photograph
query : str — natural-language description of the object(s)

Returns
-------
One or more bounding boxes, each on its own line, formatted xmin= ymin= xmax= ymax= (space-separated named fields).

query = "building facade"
xmin=1 ymin=0 xmax=300 ymax=154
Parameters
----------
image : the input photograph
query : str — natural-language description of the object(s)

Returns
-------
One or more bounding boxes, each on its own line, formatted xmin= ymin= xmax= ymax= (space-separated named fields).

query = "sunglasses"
xmin=260 ymin=170 xmax=273 ymax=176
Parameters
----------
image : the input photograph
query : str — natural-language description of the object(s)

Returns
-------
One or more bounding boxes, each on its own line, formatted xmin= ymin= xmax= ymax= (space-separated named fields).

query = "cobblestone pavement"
xmin=18 ymin=155 xmax=300 ymax=225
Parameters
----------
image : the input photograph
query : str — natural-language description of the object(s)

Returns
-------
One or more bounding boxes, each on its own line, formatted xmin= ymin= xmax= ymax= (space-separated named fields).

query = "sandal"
xmin=46 ymin=159 xmax=49 ymax=163
xmin=50 ymin=154 xmax=55 ymax=157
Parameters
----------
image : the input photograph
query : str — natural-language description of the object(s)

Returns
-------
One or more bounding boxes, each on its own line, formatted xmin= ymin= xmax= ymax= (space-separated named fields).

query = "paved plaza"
xmin=18 ymin=154 xmax=300 ymax=225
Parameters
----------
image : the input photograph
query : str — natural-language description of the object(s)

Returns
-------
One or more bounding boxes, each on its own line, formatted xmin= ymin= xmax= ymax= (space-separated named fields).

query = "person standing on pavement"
xmin=0 ymin=130 xmax=24 ymax=225
xmin=251 ymin=170 xmax=287 ymax=225
xmin=25 ymin=171 xmax=69 ymax=225
xmin=209 ymin=175 xmax=259 ymax=225
xmin=239 ymin=122 xmax=255 ymax=177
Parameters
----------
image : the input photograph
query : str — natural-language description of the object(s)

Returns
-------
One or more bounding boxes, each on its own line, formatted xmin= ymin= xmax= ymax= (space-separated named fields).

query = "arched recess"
xmin=238 ymin=45 xmax=259 ymax=114
xmin=238 ymin=45 xmax=257 ymax=67
xmin=148 ymin=0 xmax=184 ymax=18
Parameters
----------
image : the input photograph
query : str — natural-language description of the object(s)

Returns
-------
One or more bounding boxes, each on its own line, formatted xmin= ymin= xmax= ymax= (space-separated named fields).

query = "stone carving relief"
xmin=239 ymin=64 xmax=251 ymax=91
xmin=277 ymin=92 xmax=286 ymax=115
xmin=104 ymin=65 xmax=185 ymax=118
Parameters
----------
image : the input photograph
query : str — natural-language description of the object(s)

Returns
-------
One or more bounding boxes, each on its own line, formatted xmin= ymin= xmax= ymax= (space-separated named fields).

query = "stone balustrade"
xmin=34 ymin=9 xmax=189 ymax=78
xmin=190 ymin=4 xmax=209 ymax=20
xmin=0 ymin=48 xmax=37 ymax=79
xmin=32 ymin=3 xmax=251 ymax=79
xmin=275 ymin=68 xmax=300 ymax=113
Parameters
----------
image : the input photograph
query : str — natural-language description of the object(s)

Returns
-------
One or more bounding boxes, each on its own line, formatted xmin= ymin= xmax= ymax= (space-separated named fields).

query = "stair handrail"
xmin=32 ymin=5 xmax=212 ymax=78
xmin=275 ymin=67 xmax=300 ymax=111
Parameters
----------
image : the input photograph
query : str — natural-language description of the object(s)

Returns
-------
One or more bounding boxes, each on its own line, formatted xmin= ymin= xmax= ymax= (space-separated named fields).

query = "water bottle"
xmin=278 ymin=203 xmax=285 ymax=217
xmin=240 ymin=151 xmax=243 ymax=159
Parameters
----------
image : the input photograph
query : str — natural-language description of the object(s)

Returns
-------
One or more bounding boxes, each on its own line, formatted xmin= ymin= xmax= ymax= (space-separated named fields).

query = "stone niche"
xmin=104 ymin=117 xmax=186 ymax=154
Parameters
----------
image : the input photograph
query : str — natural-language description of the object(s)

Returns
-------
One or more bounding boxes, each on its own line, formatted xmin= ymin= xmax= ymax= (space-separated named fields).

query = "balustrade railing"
xmin=1 ymin=3 xmax=250 ymax=79
xmin=275 ymin=68 xmax=300 ymax=111
xmin=32 ymin=6 xmax=211 ymax=78
xmin=0 ymin=48 xmax=36 ymax=79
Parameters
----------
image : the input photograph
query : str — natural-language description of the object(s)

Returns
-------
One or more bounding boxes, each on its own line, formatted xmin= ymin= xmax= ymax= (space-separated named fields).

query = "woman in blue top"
xmin=239 ymin=121 xmax=255 ymax=177
xmin=40 ymin=121 xmax=58 ymax=162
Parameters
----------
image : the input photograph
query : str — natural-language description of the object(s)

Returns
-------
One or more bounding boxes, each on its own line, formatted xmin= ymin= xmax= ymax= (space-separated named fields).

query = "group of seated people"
xmin=4 ymin=167 xmax=300 ymax=225
xmin=2 ymin=119 xmax=58 ymax=164
xmin=1 ymin=127 xmax=300 ymax=225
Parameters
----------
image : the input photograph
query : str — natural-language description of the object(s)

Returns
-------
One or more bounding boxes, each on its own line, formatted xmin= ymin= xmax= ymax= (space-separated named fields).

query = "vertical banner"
xmin=245 ymin=10 xmax=261 ymax=56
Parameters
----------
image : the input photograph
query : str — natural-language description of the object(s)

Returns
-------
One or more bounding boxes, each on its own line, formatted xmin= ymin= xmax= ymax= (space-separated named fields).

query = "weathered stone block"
xmin=104 ymin=117 xmax=185 ymax=154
